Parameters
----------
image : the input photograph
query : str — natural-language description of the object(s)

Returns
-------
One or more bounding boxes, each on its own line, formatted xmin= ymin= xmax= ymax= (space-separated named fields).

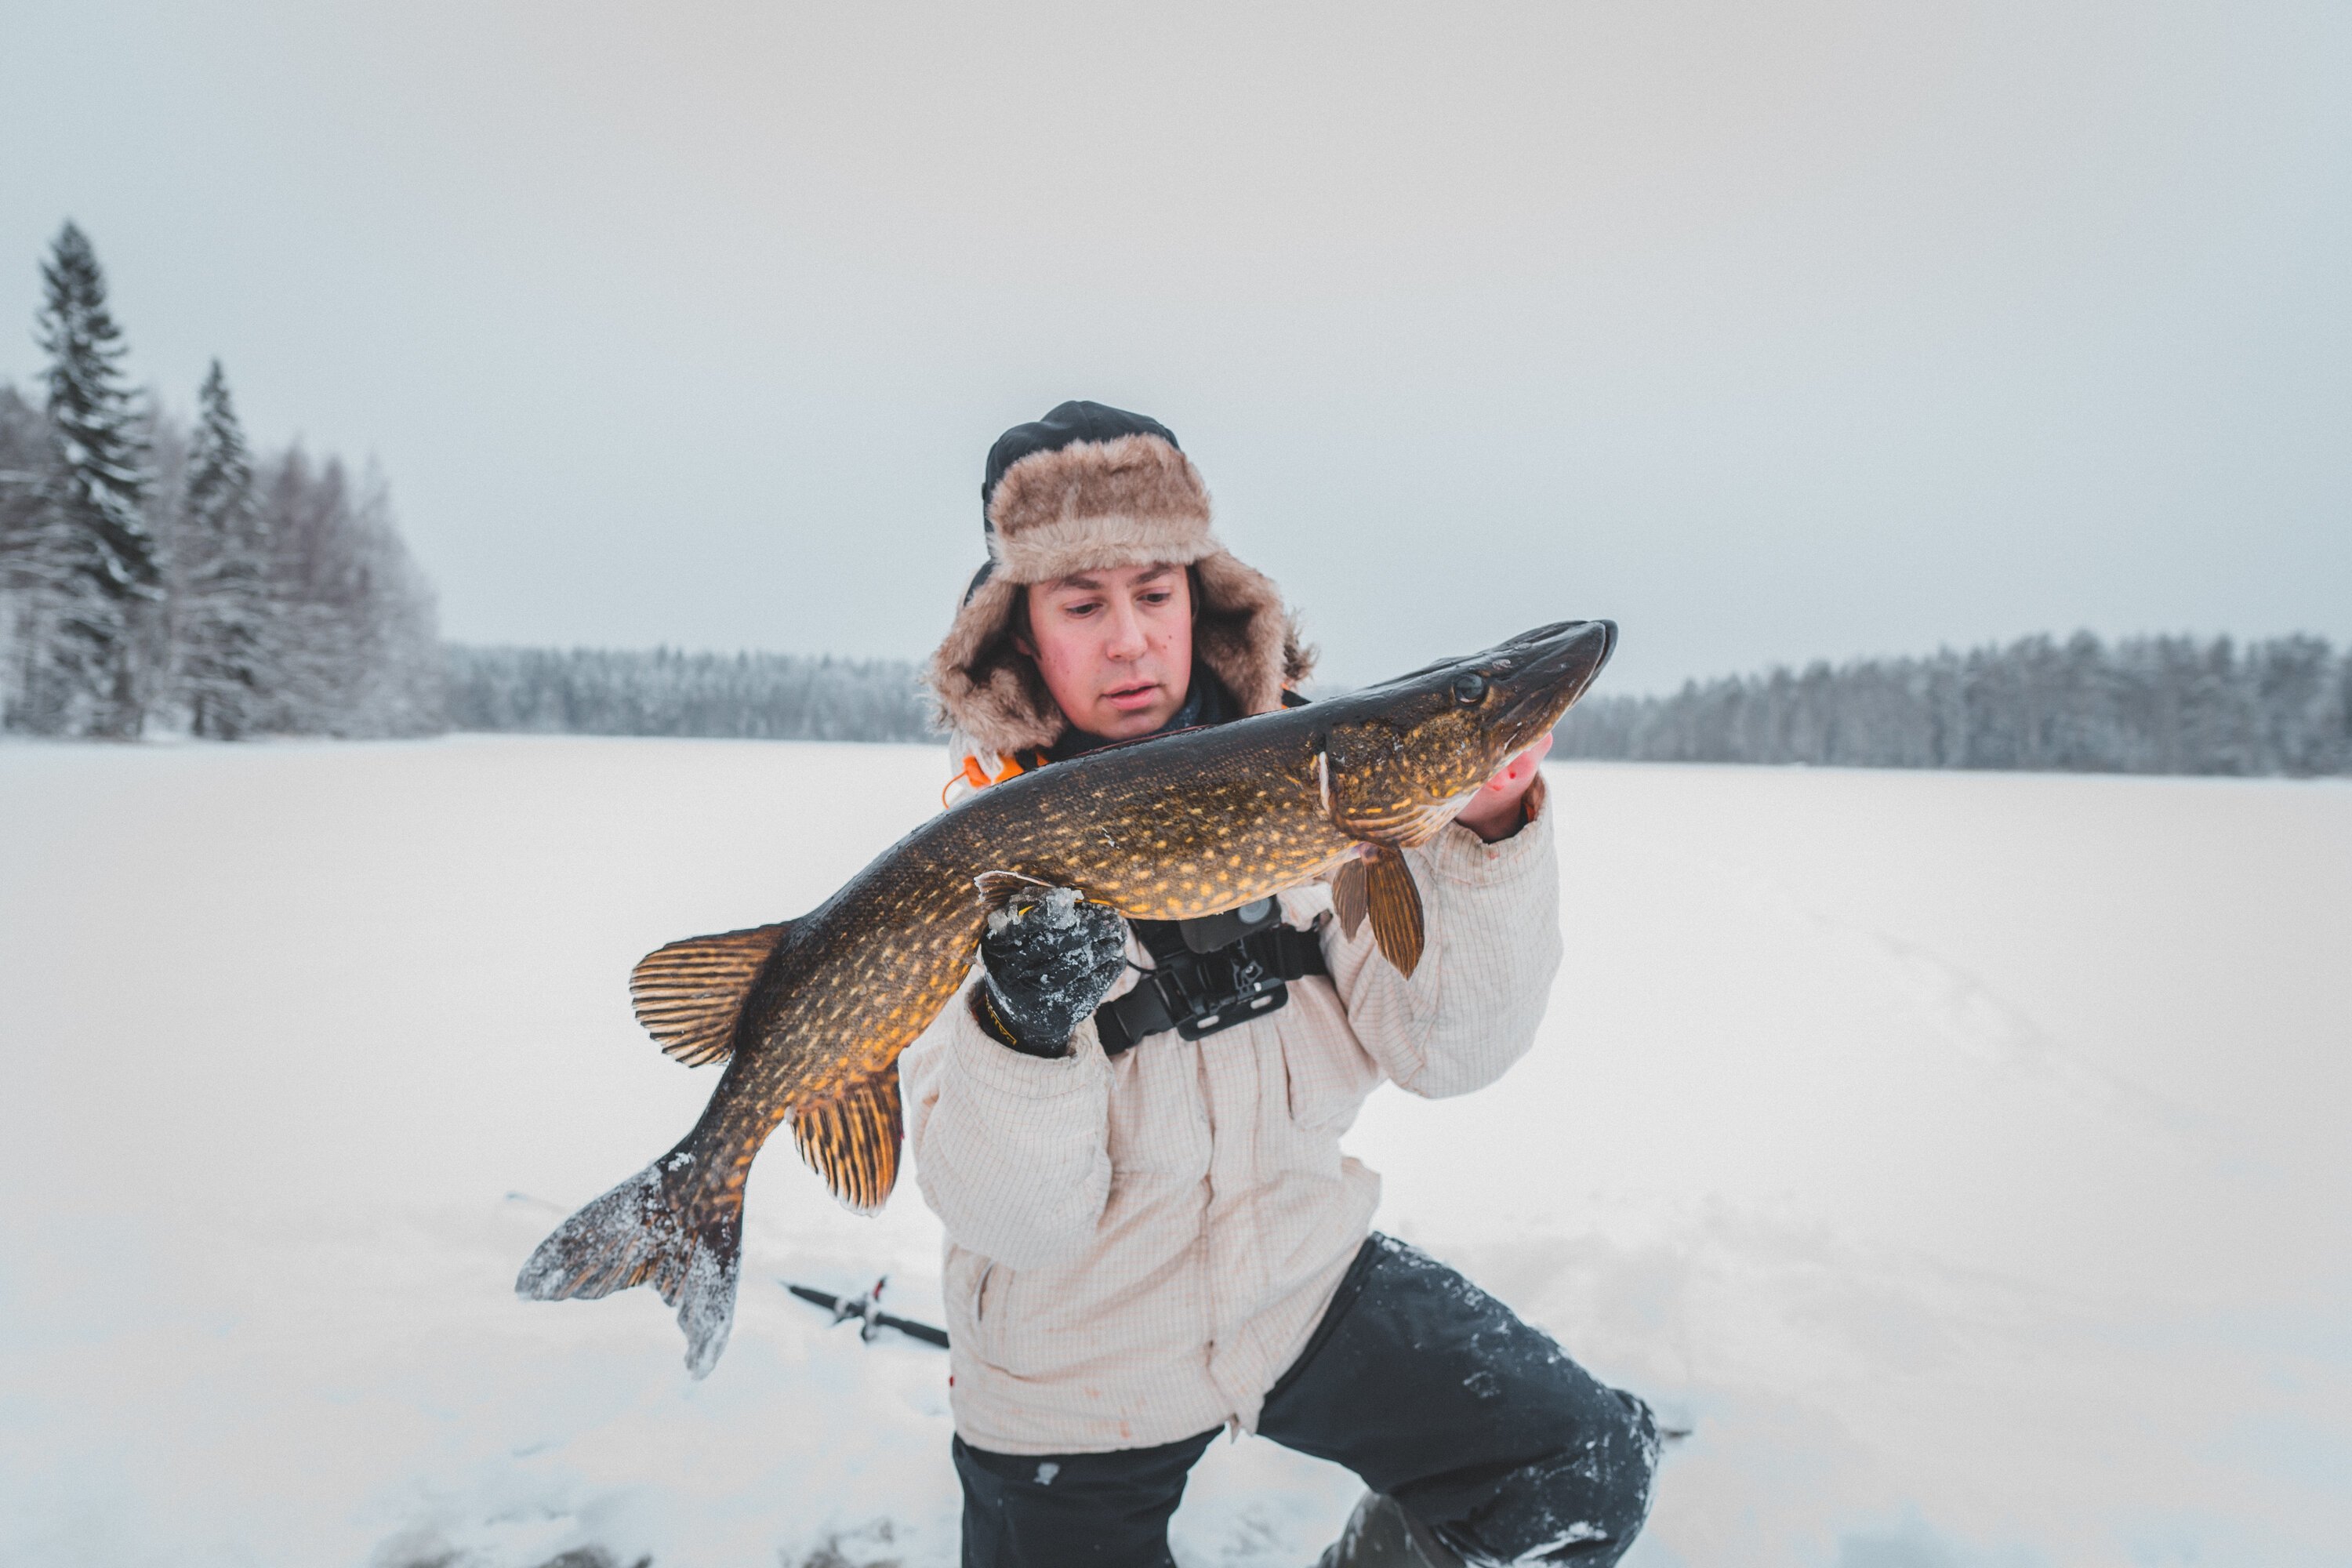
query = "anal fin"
xmin=1363 ymin=846 xmax=1425 ymax=976
xmin=630 ymin=922 xmax=792 ymax=1066
xmin=791 ymin=1064 xmax=905 ymax=1215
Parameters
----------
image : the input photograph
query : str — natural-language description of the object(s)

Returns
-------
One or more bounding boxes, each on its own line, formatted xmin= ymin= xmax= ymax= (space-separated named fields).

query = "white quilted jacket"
xmin=898 ymin=791 xmax=1563 ymax=1455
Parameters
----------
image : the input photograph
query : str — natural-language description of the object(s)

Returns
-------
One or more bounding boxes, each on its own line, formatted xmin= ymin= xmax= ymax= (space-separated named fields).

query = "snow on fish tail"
xmin=514 ymin=1149 xmax=742 ymax=1377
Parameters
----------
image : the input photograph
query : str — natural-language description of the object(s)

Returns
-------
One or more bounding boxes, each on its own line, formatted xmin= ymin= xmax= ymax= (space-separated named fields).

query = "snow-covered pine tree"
xmin=174 ymin=360 xmax=275 ymax=738
xmin=29 ymin=222 xmax=159 ymax=736
xmin=0 ymin=386 xmax=59 ymax=725
xmin=247 ymin=446 xmax=443 ymax=736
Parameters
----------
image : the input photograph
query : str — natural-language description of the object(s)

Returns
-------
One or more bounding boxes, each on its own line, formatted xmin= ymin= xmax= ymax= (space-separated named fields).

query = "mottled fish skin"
xmin=670 ymin=707 xmax=1359 ymax=1197
xmin=519 ymin=618 xmax=1616 ymax=1374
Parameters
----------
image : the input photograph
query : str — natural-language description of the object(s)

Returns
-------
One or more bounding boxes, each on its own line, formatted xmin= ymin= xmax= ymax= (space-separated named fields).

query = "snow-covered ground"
xmin=2 ymin=736 xmax=2346 ymax=1568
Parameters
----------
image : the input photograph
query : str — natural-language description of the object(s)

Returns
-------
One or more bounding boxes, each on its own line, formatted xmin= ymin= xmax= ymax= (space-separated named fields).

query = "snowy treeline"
xmin=1555 ymin=633 xmax=2352 ymax=777
xmin=452 ymin=635 xmax=2352 ymax=769
xmin=0 ymin=223 xmax=441 ymax=740
xmin=444 ymin=645 xmax=935 ymax=742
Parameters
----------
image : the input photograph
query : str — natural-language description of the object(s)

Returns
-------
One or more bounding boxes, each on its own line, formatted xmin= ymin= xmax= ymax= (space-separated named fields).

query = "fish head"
xmin=1316 ymin=619 xmax=1617 ymax=845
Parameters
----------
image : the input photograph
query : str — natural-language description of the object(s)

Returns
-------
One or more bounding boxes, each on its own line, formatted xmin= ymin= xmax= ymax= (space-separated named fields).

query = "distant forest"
xmin=1554 ymin=632 xmax=2352 ymax=778
xmin=443 ymin=645 xmax=933 ymax=742
xmin=441 ymin=632 xmax=2352 ymax=779
xmin=1 ymin=223 xmax=439 ymax=739
xmin=8 ymin=229 xmax=2343 ymax=775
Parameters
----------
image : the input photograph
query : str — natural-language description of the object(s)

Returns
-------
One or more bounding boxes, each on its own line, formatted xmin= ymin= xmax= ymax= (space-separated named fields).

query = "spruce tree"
xmin=176 ymin=359 xmax=274 ymax=738
xmin=33 ymin=220 xmax=158 ymax=735
xmin=0 ymin=387 xmax=56 ymax=727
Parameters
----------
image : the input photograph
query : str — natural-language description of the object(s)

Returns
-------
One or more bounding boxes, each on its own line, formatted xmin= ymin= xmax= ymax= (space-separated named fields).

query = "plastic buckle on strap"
xmin=1094 ymin=917 xmax=1328 ymax=1055
xmin=1097 ymin=982 xmax=1172 ymax=1056
xmin=1174 ymin=978 xmax=1288 ymax=1040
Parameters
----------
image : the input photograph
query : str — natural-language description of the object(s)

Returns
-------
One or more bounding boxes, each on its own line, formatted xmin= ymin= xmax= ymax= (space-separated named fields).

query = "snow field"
xmin=1 ymin=737 xmax=2345 ymax=1566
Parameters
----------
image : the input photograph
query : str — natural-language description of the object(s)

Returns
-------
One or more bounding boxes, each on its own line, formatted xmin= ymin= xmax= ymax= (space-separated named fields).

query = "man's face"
xmin=1016 ymin=563 xmax=1194 ymax=740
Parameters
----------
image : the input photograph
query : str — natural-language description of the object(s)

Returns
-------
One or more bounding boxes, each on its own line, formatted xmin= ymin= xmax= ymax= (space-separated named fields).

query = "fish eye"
xmin=1452 ymin=673 xmax=1487 ymax=704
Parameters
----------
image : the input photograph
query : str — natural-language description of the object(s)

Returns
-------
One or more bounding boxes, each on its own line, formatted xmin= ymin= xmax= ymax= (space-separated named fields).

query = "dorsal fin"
xmin=791 ymin=1065 xmax=904 ymax=1214
xmin=629 ymin=923 xmax=792 ymax=1066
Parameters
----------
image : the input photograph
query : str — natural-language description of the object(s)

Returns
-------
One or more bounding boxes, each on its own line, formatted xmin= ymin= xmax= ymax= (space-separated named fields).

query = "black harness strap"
xmin=1094 ymin=915 xmax=1327 ymax=1056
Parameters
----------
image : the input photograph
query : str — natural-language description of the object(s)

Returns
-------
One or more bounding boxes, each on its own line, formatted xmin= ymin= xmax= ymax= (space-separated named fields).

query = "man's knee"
xmin=1424 ymin=1387 xmax=1659 ymax=1566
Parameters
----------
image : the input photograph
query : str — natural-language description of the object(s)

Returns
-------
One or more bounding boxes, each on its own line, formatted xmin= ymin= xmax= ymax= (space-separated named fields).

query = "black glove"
xmin=971 ymin=887 xmax=1129 ymax=1058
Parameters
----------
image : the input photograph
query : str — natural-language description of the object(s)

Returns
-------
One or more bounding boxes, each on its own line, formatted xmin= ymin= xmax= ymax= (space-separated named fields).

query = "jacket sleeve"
xmin=898 ymin=987 xmax=1115 ymax=1269
xmin=1319 ymin=777 xmax=1563 ymax=1098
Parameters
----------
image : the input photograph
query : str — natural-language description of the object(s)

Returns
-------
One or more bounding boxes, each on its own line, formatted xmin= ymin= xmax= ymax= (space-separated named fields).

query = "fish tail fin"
xmin=514 ymin=1153 xmax=743 ymax=1378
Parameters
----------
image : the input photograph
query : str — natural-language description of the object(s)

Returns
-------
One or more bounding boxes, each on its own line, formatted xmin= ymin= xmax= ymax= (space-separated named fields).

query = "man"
xmin=905 ymin=401 xmax=1657 ymax=1566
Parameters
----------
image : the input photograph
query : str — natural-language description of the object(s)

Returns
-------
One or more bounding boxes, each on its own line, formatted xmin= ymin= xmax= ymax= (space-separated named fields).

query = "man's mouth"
xmin=1103 ymin=681 xmax=1160 ymax=711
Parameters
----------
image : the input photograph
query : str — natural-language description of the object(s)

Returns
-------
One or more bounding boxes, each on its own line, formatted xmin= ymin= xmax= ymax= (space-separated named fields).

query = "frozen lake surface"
xmin=2 ymin=736 xmax=2346 ymax=1567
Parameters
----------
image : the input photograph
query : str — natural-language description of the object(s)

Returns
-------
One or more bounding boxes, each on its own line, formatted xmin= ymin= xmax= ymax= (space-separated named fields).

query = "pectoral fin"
xmin=1331 ymin=857 xmax=1370 ymax=939
xmin=973 ymin=869 xmax=1054 ymax=909
xmin=791 ymin=1064 xmax=905 ymax=1214
xmin=1364 ymin=847 xmax=1425 ymax=976
xmin=630 ymin=922 xmax=793 ymax=1066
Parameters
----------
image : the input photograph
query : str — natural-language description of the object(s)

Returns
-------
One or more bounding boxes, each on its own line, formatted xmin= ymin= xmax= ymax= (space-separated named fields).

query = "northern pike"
xmin=517 ymin=618 xmax=1617 ymax=1374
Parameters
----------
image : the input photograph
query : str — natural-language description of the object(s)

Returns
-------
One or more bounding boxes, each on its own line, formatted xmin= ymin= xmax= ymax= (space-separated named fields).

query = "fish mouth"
xmin=1490 ymin=619 xmax=1617 ymax=743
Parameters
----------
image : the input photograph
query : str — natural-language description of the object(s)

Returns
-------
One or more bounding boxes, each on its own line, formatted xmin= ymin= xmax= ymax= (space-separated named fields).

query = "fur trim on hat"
xmin=926 ymin=572 xmax=1059 ymax=757
xmin=928 ymin=427 xmax=1313 ymax=757
xmin=1192 ymin=550 xmax=1311 ymax=717
xmin=922 ymin=552 xmax=1327 ymax=761
xmin=925 ymin=550 xmax=1315 ymax=760
xmin=985 ymin=434 xmax=1214 ymax=583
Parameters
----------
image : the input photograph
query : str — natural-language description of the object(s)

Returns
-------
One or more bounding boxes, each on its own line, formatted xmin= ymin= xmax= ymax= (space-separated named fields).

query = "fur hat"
xmin=925 ymin=401 xmax=1312 ymax=757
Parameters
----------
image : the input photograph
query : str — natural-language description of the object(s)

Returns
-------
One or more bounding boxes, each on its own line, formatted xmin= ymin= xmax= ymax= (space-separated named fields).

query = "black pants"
xmin=953 ymin=1234 xmax=1658 ymax=1567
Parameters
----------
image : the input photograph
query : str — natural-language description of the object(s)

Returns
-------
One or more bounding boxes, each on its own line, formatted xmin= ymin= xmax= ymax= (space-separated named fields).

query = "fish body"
xmin=518 ymin=619 xmax=1617 ymax=1374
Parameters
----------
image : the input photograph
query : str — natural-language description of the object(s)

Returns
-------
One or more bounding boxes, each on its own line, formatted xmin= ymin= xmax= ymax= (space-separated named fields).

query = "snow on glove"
xmin=971 ymin=886 xmax=1130 ymax=1058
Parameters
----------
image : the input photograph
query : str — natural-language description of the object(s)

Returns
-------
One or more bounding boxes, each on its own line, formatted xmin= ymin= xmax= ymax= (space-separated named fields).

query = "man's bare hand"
xmin=1453 ymin=733 xmax=1552 ymax=842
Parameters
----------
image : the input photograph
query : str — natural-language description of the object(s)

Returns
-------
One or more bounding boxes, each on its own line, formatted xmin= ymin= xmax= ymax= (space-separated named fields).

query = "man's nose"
xmin=1102 ymin=598 xmax=1149 ymax=659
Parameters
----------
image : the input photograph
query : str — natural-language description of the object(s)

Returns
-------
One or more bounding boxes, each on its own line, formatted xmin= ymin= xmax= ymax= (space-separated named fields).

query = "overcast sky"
xmin=4 ymin=2 xmax=2347 ymax=692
